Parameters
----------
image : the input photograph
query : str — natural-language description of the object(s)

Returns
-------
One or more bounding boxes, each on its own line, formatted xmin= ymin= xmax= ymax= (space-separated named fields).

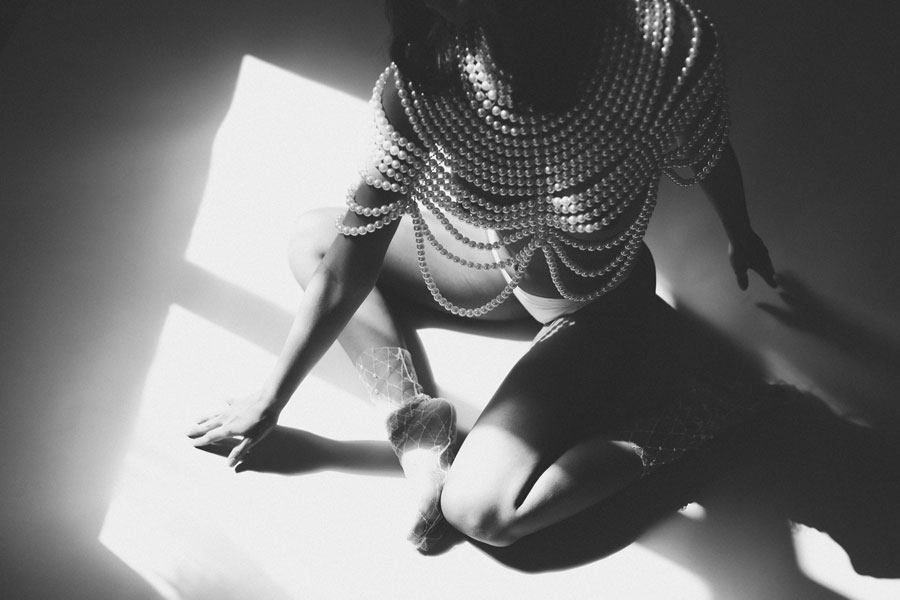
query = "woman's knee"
xmin=440 ymin=437 xmax=538 ymax=547
xmin=287 ymin=207 xmax=341 ymax=287
xmin=440 ymin=477 xmax=521 ymax=547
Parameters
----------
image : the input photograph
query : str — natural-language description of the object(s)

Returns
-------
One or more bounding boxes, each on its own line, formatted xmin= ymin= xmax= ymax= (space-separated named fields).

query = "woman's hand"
xmin=187 ymin=393 xmax=281 ymax=467
xmin=697 ymin=142 xmax=778 ymax=291
xmin=729 ymin=229 xmax=778 ymax=290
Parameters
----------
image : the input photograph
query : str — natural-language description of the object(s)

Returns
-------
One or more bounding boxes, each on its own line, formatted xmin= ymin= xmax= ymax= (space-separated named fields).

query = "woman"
xmin=188 ymin=0 xmax=779 ymax=553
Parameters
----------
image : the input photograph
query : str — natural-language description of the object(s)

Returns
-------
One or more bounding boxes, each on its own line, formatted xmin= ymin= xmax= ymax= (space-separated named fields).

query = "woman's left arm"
xmin=699 ymin=141 xmax=778 ymax=290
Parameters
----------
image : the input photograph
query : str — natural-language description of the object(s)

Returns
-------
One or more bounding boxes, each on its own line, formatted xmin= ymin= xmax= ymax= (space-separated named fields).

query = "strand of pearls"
xmin=342 ymin=0 xmax=729 ymax=316
xmin=335 ymin=184 xmax=412 ymax=236
xmin=411 ymin=206 xmax=541 ymax=317
xmin=367 ymin=67 xmax=427 ymax=194
xmin=656 ymin=1 xmax=730 ymax=185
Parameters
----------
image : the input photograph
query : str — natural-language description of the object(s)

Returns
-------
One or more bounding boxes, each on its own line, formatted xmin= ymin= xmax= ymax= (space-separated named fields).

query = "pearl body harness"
xmin=337 ymin=0 xmax=729 ymax=318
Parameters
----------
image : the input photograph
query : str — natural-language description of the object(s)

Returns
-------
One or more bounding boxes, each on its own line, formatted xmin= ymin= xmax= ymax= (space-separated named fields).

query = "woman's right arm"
xmin=698 ymin=141 xmax=777 ymax=290
xmin=187 ymin=184 xmax=402 ymax=465
xmin=188 ymin=64 xmax=428 ymax=465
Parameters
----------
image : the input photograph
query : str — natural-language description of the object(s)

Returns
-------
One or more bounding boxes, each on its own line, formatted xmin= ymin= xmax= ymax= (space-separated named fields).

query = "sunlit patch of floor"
xmin=100 ymin=54 xmax=897 ymax=599
xmin=184 ymin=55 xmax=368 ymax=313
xmin=793 ymin=525 xmax=899 ymax=600
xmin=100 ymin=304 xmax=714 ymax=600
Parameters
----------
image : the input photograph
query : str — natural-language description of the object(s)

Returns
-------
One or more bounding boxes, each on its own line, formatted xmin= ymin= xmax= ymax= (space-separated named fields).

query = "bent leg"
xmin=443 ymin=426 xmax=643 ymax=546
xmin=441 ymin=298 xmax=671 ymax=546
xmin=287 ymin=206 xmax=532 ymax=550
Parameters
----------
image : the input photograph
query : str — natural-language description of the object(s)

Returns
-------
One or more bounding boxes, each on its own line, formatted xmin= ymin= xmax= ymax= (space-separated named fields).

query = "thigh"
xmin=447 ymin=293 xmax=680 ymax=502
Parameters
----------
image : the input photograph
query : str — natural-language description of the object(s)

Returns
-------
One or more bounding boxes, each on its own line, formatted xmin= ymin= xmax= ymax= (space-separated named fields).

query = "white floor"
xmin=4 ymin=3 xmax=899 ymax=598
xmin=96 ymin=56 xmax=897 ymax=600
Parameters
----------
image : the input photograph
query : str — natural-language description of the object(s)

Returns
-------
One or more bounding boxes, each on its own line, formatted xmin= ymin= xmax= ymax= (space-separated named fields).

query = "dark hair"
xmin=385 ymin=0 xmax=460 ymax=95
xmin=385 ymin=0 xmax=604 ymax=112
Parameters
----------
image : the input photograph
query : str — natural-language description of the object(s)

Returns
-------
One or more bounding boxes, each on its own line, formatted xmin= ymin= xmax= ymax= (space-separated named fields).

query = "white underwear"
xmin=487 ymin=230 xmax=586 ymax=324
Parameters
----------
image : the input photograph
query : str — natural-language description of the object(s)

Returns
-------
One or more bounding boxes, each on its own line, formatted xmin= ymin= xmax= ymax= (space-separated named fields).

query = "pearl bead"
xmin=349 ymin=4 xmax=728 ymax=315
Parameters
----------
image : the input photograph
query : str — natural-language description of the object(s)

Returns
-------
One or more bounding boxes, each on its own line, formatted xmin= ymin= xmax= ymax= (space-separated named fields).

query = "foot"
xmin=386 ymin=396 xmax=457 ymax=552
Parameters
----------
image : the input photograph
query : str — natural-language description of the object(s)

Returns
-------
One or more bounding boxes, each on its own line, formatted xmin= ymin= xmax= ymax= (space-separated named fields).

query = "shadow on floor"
xmin=200 ymin=283 xmax=900 ymax=592
xmin=757 ymin=271 xmax=900 ymax=428
xmin=202 ymin=389 xmax=900 ymax=593
xmin=479 ymin=396 xmax=900 ymax=580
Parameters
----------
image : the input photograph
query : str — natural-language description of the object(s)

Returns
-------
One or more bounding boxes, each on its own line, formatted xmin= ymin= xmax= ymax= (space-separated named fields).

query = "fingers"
xmin=750 ymin=263 xmax=778 ymax=289
xmin=754 ymin=255 xmax=778 ymax=288
xmin=190 ymin=423 xmax=235 ymax=448
xmin=187 ymin=411 xmax=238 ymax=447
xmin=732 ymin=251 xmax=777 ymax=290
xmin=750 ymin=238 xmax=777 ymax=288
xmin=186 ymin=415 xmax=222 ymax=439
xmin=228 ymin=437 xmax=257 ymax=468
xmin=730 ymin=252 xmax=749 ymax=290
xmin=187 ymin=397 xmax=277 ymax=467
xmin=186 ymin=400 xmax=240 ymax=442
xmin=730 ymin=233 xmax=778 ymax=290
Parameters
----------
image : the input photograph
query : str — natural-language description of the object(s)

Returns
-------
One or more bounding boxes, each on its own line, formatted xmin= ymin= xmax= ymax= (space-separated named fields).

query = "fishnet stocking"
xmin=355 ymin=346 xmax=423 ymax=411
xmin=612 ymin=377 xmax=758 ymax=474
xmin=356 ymin=347 xmax=457 ymax=551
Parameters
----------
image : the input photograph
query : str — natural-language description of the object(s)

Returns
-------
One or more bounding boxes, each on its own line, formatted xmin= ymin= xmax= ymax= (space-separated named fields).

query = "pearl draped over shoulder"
xmin=337 ymin=0 xmax=729 ymax=318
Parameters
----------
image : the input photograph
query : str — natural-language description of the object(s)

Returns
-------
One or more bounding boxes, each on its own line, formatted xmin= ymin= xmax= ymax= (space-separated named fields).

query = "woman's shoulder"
xmin=377 ymin=65 xmax=421 ymax=149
